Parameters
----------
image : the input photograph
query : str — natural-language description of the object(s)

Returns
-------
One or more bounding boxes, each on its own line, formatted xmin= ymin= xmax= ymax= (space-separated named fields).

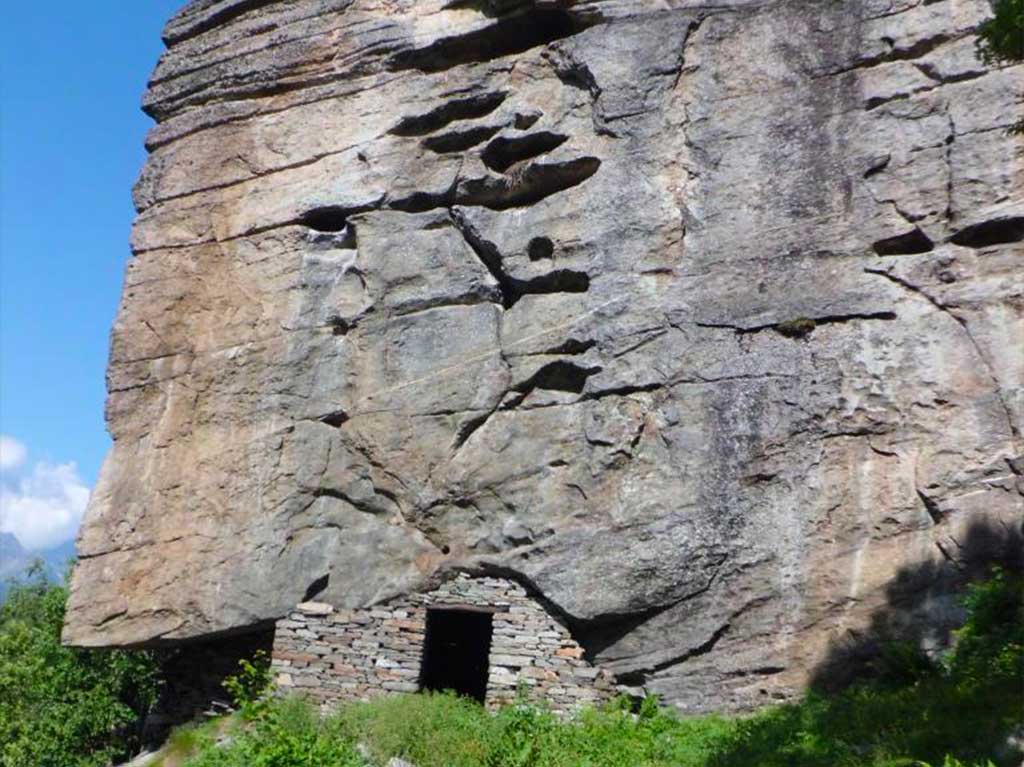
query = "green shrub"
xmin=223 ymin=650 xmax=274 ymax=721
xmin=977 ymin=0 xmax=1024 ymax=133
xmin=977 ymin=0 xmax=1024 ymax=65
xmin=947 ymin=568 xmax=1023 ymax=686
xmin=183 ymin=697 xmax=362 ymax=767
xmin=0 ymin=567 xmax=161 ymax=767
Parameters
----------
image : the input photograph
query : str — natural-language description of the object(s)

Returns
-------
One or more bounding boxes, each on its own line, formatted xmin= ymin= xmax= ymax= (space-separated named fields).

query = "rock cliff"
xmin=64 ymin=0 xmax=1023 ymax=711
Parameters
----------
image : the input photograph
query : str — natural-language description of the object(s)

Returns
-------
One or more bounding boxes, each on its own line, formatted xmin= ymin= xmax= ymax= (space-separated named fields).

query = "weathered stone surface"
xmin=65 ymin=0 xmax=1022 ymax=712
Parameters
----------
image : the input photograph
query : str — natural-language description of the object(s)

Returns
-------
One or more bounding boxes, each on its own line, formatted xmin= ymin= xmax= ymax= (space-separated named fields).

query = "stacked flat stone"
xmin=271 ymin=574 xmax=615 ymax=713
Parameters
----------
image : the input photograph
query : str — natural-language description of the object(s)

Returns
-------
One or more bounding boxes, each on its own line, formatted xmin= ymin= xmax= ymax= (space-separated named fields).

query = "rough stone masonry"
xmin=64 ymin=0 xmax=1022 ymax=712
xmin=271 ymin=574 xmax=616 ymax=712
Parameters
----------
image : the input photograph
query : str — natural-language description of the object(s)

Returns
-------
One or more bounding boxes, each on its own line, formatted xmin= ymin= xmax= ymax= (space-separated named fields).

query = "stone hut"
xmin=270 ymin=574 xmax=617 ymax=712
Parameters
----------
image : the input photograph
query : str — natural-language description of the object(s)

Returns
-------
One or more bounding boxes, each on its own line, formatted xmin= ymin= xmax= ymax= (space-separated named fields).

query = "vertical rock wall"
xmin=65 ymin=0 xmax=1022 ymax=712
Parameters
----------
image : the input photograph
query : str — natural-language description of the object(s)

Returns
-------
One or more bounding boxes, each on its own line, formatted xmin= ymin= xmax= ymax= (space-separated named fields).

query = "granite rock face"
xmin=65 ymin=0 xmax=1023 ymax=711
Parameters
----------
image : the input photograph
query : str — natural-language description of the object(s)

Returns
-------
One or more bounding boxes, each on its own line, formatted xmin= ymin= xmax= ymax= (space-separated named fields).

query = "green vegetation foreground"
xmin=164 ymin=570 xmax=1022 ymax=767
xmin=0 ymin=568 xmax=1019 ymax=767
xmin=0 ymin=566 xmax=160 ymax=767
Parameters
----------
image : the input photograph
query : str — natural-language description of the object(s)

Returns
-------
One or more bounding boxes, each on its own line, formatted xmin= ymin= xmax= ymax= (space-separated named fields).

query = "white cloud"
xmin=0 ymin=435 xmax=27 ymax=471
xmin=0 ymin=437 xmax=90 ymax=551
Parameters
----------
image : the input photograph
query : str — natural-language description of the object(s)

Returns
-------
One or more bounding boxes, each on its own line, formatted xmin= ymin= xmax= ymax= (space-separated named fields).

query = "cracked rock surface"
xmin=64 ymin=0 xmax=1022 ymax=712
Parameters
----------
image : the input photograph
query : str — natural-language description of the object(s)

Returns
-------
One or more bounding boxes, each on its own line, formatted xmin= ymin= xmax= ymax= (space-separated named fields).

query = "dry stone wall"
xmin=271 ymin=574 xmax=616 ymax=712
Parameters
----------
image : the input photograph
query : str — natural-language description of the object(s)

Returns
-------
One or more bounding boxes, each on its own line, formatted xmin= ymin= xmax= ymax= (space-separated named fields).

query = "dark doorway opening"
xmin=419 ymin=608 xmax=493 ymax=703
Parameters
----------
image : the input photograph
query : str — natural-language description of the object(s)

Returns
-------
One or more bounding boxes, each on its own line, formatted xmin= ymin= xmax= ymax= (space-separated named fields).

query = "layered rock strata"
xmin=65 ymin=0 xmax=1023 ymax=711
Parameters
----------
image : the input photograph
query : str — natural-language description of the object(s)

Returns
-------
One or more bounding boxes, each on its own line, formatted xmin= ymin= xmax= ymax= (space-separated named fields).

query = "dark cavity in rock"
xmin=301 ymin=207 xmax=351 ymax=232
xmin=320 ymin=410 xmax=350 ymax=428
xmin=481 ymin=131 xmax=569 ymax=173
xmin=527 ymin=236 xmax=555 ymax=260
xmin=303 ymin=574 xmax=330 ymax=602
xmin=519 ymin=360 xmax=601 ymax=395
xmin=872 ymin=227 xmax=934 ymax=256
xmin=459 ymin=156 xmax=602 ymax=210
xmin=389 ymin=92 xmax=507 ymax=137
xmin=516 ymin=269 xmax=590 ymax=297
xmin=949 ymin=216 xmax=1024 ymax=248
xmin=423 ymin=125 xmax=502 ymax=154
xmin=388 ymin=9 xmax=585 ymax=74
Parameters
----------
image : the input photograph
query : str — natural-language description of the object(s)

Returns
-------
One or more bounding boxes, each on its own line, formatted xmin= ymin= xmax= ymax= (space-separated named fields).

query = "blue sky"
xmin=1 ymin=1 xmax=184 ymax=550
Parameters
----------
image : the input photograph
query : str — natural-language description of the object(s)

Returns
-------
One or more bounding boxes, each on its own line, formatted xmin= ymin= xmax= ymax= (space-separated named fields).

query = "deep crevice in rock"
xmin=423 ymin=124 xmax=503 ymax=154
xmin=872 ymin=227 xmax=934 ymax=256
xmin=453 ymin=403 xmax=503 ymax=450
xmin=583 ymin=382 xmax=664 ymax=402
xmin=301 ymin=207 xmax=351 ymax=232
xmin=516 ymin=269 xmax=590 ymax=297
xmin=320 ymin=410 xmax=350 ymax=428
xmin=864 ymin=155 xmax=890 ymax=178
xmin=949 ymin=216 xmax=1024 ymax=248
xmin=616 ymin=623 xmax=731 ymax=685
xmin=697 ymin=312 xmax=898 ymax=338
xmin=302 ymin=574 xmax=330 ymax=602
xmin=449 ymin=209 xmax=591 ymax=308
xmin=387 ymin=9 xmax=586 ymax=74
xmin=449 ymin=208 xmax=517 ymax=308
xmin=389 ymin=189 xmax=455 ymax=213
xmin=519 ymin=360 xmax=600 ymax=395
xmin=917 ymin=489 xmax=944 ymax=524
xmin=299 ymin=205 xmax=373 ymax=249
xmin=829 ymin=33 xmax=957 ymax=76
xmin=389 ymin=92 xmax=507 ymax=137
xmin=164 ymin=0 xmax=283 ymax=45
xmin=313 ymin=485 xmax=392 ymax=516
xmin=536 ymin=338 xmax=596 ymax=356
xmin=481 ymin=131 xmax=569 ymax=173
xmin=458 ymin=156 xmax=602 ymax=210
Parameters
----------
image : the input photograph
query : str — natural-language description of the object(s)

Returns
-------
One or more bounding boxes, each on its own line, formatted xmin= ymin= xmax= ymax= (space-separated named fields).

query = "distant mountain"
xmin=0 ymin=534 xmax=77 ymax=600
xmin=0 ymin=532 xmax=31 ymax=580
xmin=40 ymin=540 xmax=77 ymax=580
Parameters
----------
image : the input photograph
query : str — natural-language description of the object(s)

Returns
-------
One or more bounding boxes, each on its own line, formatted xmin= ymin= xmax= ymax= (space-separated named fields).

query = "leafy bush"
xmin=183 ymin=696 xmax=362 ymax=767
xmin=977 ymin=0 xmax=1024 ymax=133
xmin=0 ymin=567 xmax=161 ymax=767
xmin=946 ymin=568 xmax=1023 ymax=686
xmin=223 ymin=650 xmax=274 ymax=721
xmin=977 ymin=0 xmax=1024 ymax=65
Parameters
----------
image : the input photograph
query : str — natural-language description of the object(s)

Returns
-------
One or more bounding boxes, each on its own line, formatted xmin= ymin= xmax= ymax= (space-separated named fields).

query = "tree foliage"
xmin=0 ymin=566 xmax=161 ymax=767
xmin=977 ymin=0 xmax=1024 ymax=64
xmin=977 ymin=0 xmax=1024 ymax=133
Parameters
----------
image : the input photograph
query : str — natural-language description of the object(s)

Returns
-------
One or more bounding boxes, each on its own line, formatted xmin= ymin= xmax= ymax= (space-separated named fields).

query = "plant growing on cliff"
xmin=977 ymin=0 xmax=1024 ymax=133
xmin=977 ymin=0 xmax=1024 ymax=64
xmin=0 ymin=566 xmax=161 ymax=767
